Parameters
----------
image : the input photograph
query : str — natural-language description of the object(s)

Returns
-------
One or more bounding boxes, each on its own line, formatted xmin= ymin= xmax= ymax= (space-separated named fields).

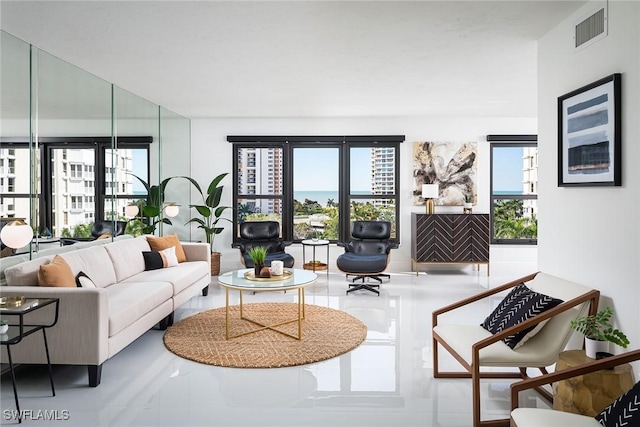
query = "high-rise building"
xmin=237 ymin=147 xmax=282 ymax=215
xmin=522 ymin=146 xmax=538 ymax=217
xmin=370 ymin=147 xmax=395 ymax=207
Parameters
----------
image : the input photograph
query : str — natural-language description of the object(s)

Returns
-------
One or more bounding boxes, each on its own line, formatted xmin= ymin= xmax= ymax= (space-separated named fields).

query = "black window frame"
xmin=488 ymin=134 xmax=538 ymax=245
xmin=229 ymin=135 xmax=404 ymax=244
xmin=0 ymin=136 xmax=150 ymax=235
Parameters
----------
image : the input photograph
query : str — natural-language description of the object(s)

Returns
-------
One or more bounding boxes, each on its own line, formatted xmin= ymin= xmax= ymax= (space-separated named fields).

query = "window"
xmin=70 ymin=163 xmax=83 ymax=178
xmin=2 ymin=136 xmax=150 ymax=237
xmin=229 ymin=135 xmax=403 ymax=243
xmin=488 ymin=135 xmax=537 ymax=244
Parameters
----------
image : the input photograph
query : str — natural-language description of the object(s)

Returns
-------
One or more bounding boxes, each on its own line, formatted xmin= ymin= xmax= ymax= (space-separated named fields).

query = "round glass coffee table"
xmin=217 ymin=268 xmax=317 ymax=340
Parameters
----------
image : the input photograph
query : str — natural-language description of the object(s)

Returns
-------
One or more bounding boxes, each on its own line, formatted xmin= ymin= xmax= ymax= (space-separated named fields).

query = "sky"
xmin=293 ymin=146 xmax=526 ymax=194
xmin=293 ymin=147 xmax=371 ymax=192
xmin=492 ymin=146 xmax=525 ymax=193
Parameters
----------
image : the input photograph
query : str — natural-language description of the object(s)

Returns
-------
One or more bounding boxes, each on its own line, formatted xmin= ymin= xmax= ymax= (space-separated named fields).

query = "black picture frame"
xmin=558 ymin=73 xmax=621 ymax=187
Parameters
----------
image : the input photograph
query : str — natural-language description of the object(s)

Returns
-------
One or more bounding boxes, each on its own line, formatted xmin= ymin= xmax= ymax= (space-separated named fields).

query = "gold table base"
xmin=224 ymin=287 xmax=306 ymax=340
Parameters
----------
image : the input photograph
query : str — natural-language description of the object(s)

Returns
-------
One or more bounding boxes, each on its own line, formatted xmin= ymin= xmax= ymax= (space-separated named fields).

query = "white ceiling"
xmin=0 ymin=1 xmax=585 ymax=119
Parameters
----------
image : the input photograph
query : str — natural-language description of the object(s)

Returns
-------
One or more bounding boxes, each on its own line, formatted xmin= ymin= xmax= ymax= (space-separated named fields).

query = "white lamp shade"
xmin=422 ymin=184 xmax=439 ymax=199
xmin=124 ymin=204 xmax=139 ymax=218
xmin=0 ymin=220 xmax=34 ymax=249
xmin=164 ymin=204 xmax=179 ymax=218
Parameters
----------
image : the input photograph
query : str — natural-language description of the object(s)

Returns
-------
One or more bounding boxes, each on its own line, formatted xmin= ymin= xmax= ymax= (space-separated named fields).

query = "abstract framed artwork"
xmin=413 ymin=141 xmax=477 ymax=206
xmin=558 ymin=73 xmax=621 ymax=187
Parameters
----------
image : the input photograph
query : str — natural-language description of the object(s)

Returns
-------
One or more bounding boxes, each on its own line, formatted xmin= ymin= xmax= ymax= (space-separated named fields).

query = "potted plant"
xmin=0 ymin=319 xmax=8 ymax=334
xmin=129 ymin=174 xmax=181 ymax=235
xmin=184 ymin=173 xmax=231 ymax=276
xmin=570 ymin=306 xmax=630 ymax=358
xmin=247 ymin=246 xmax=267 ymax=277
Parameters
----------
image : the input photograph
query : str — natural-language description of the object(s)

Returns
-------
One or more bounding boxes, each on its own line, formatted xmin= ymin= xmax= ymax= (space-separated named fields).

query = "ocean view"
xmin=294 ymin=190 xmax=372 ymax=206
xmin=294 ymin=191 xmax=339 ymax=206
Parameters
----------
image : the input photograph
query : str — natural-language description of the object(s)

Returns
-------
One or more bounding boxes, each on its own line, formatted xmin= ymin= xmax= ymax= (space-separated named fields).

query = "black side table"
xmin=1 ymin=298 xmax=60 ymax=423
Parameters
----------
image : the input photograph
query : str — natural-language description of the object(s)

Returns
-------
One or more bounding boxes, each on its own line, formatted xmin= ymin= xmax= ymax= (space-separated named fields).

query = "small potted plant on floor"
xmin=570 ymin=306 xmax=630 ymax=358
xmin=248 ymin=246 xmax=268 ymax=277
xmin=0 ymin=319 xmax=8 ymax=334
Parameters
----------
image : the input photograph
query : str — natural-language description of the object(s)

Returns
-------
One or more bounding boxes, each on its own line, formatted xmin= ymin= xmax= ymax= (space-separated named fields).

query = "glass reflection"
xmin=0 ymin=30 xmax=190 ymax=261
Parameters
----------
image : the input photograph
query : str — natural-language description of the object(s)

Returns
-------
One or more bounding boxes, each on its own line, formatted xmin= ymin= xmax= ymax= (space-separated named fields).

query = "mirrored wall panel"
xmin=0 ymin=30 xmax=191 ymax=265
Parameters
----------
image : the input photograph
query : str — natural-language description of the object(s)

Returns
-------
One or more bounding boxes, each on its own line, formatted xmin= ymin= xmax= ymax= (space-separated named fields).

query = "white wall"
xmin=538 ymin=1 xmax=640 ymax=350
xmin=191 ymin=116 xmax=536 ymax=273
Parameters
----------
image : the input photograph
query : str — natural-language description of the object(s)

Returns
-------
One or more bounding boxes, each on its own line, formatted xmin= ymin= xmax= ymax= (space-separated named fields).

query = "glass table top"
xmin=217 ymin=268 xmax=317 ymax=290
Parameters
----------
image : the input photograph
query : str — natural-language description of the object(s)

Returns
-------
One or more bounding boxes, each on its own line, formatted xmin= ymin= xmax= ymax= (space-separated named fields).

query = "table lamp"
xmin=0 ymin=219 xmax=34 ymax=249
xmin=422 ymin=184 xmax=439 ymax=215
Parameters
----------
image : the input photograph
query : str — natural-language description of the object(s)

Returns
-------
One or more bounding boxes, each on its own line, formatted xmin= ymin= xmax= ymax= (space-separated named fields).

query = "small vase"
xmin=254 ymin=264 xmax=264 ymax=277
xmin=0 ymin=324 xmax=8 ymax=334
xmin=585 ymin=337 xmax=609 ymax=358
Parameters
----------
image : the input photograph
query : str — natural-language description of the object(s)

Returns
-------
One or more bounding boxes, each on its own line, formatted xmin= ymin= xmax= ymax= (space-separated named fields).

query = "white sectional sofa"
xmin=0 ymin=235 xmax=210 ymax=386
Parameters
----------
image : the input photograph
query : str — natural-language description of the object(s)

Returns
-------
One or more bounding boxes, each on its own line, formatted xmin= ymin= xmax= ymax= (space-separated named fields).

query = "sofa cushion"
xmin=75 ymin=271 xmax=96 ymax=288
xmin=59 ymin=246 xmax=117 ymax=288
xmin=121 ymin=261 xmax=208 ymax=296
xmin=4 ymin=256 xmax=53 ymax=286
xmin=146 ymin=234 xmax=186 ymax=263
xmin=37 ymin=255 xmax=76 ymax=287
xmin=480 ymin=284 xmax=563 ymax=349
xmin=103 ymin=236 xmax=150 ymax=282
xmin=106 ymin=282 xmax=173 ymax=337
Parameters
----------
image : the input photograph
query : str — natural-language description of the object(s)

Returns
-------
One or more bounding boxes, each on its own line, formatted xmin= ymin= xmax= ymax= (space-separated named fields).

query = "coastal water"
xmin=294 ymin=191 xmax=338 ymax=206
xmin=293 ymin=190 xmax=372 ymax=206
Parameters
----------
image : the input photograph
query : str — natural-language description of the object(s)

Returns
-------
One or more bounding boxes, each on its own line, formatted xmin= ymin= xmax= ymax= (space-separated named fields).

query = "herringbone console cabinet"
xmin=411 ymin=213 xmax=490 ymax=275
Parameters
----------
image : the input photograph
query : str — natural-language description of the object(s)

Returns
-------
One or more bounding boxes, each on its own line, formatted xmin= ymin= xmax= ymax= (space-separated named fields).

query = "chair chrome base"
xmin=345 ymin=274 xmax=390 ymax=295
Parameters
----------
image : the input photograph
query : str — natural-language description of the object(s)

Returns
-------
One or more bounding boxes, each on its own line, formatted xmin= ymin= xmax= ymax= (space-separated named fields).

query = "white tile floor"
xmin=0 ymin=262 xmax=544 ymax=427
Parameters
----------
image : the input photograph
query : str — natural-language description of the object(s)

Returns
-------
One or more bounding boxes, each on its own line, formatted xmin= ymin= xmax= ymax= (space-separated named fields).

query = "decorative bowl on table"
xmin=0 ymin=296 xmax=25 ymax=308
xmin=243 ymin=270 xmax=293 ymax=282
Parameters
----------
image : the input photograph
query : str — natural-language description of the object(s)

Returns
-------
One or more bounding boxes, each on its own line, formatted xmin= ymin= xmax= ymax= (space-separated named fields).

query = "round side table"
xmin=301 ymin=239 xmax=330 ymax=279
xmin=553 ymin=349 xmax=636 ymax=416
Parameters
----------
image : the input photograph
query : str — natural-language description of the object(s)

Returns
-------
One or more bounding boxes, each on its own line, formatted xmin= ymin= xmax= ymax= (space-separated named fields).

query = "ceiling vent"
xmin=575 ymin=6 xmax=607 ymax=51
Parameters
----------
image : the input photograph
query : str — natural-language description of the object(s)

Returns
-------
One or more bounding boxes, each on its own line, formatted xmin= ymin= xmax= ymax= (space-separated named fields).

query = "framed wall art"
xmin=413 ymin=141 xmax=477 ymax=206
xmin=558 ymin=73 xmax=621 ymax=187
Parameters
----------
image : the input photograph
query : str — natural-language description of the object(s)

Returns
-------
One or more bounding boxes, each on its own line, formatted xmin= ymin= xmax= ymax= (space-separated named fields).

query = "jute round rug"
xmin=163 ymin=302 xmax=367 ymax=368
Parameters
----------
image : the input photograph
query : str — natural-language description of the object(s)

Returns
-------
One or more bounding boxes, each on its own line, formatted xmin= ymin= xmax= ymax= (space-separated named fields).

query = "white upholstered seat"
xmin=432 ymin=272 xmax=600 ymax=427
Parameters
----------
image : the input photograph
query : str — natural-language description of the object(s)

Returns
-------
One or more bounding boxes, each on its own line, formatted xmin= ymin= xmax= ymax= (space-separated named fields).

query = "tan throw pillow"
xmin=38 ymin=255 xmax=76 ymax=287
xmin=146 ymin=233 xmax=186 ymax=263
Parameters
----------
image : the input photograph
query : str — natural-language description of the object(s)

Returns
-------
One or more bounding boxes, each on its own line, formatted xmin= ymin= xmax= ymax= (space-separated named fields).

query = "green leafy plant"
xmin=570 ymin=306 xmax=630 ymax=348
xmin=0 ymin=319 xmax=7 ymax=326
xmin=247 ymin=246 xmax=267 ymax=266
xmin=129 ymin=174 xmax=194 ymax=235
xmin=464 ymin=194 xmax=473 ymax=204
xmin=184 ymin=173 xmax=231 ymax=253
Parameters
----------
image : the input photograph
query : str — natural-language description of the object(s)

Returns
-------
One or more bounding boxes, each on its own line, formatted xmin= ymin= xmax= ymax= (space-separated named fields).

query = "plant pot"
xmin=585 ymin=337 xmax=609 ymax=358
xmin=0 ymin=324 xmax=8 ymax=334
xmin=254 ymin=264 xmax=264 ymax=277
xmin=211 ymin=251 xmax=221 ymax=276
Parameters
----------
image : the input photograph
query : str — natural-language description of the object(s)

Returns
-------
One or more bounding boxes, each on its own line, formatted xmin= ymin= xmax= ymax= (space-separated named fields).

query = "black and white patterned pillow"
xmin=596 ymin=380 xmax=640 ymax=427
xmin=480 ymin=283 xmax=563 ymax=349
